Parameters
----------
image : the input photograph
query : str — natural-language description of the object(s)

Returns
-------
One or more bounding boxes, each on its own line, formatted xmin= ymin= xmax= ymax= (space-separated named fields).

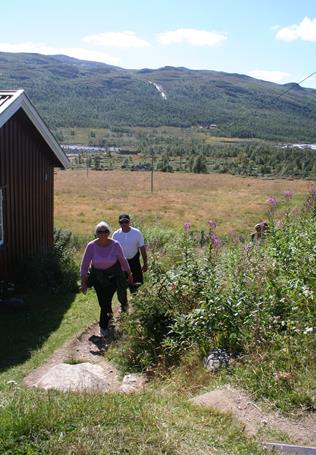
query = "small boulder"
xmin=119 ymin=373 xmax=147 ymax=393
xmin=203 ymin=348 xmax=231 ymax=372
xmin=35 ymin=362 xmax=109 ymax=392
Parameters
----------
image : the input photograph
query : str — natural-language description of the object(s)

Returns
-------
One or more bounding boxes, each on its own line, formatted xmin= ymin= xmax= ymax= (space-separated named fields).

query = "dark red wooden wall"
xmin=0 ymin=109 xmax=57 ymax=281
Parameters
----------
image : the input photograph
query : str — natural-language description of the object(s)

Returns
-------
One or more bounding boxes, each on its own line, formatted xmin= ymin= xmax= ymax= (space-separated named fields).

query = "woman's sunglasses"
xmin=97 ymin=230 xmax=110 ymax=234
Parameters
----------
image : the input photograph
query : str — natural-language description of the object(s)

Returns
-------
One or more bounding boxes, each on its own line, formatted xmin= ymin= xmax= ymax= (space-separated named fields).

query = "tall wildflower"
xmin=305 ymin=186 xmax=316 ymax=213
xmin=182 ymin=222 xmax=192 ymax=267
xmin=282 ymin=191 xmax=294 ymax=225
xmin=208 ymin=220 xmax=217 ymax=230
xmin=265 ymin=196 xmax=278 ymax=232
xmin=210 ymin=232 xmax=222 ymax=250
xmin=283 ymin=191 xmax=293 ymax=200
xmin=208 ymin=220 xmax=221 ymax=257
xmin=266 ymin=196 xmax=277 ymax=208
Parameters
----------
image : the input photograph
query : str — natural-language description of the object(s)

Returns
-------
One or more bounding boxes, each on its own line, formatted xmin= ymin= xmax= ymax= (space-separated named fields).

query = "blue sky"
xmin=2 ymin=0 xmax=316 ymax=88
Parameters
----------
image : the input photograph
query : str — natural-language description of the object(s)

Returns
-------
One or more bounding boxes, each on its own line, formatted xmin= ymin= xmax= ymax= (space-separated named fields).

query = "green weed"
xmin=111 ymin=191 xmax=316 ymax=411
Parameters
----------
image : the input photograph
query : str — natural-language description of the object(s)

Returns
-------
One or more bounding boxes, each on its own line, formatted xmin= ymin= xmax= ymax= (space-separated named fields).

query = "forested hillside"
xmin=1 ymin=51 xmax=316 ymax=142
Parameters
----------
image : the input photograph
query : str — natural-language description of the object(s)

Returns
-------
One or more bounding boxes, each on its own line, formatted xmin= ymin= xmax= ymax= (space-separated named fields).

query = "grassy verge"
xmin=0 ymin=291 xmax=268 ymax=454
xmin=0 ymin=291 xmax=98 ymax=384
xmin=0 ymin=371 xmax=266 ymax=454
xmin=0 ymin=387 xmax=267 ymax=454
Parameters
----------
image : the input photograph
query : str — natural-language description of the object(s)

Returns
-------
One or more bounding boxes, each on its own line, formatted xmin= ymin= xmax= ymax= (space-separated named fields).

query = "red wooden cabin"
xmin=0 ymin=90 xmax=69 ymax=281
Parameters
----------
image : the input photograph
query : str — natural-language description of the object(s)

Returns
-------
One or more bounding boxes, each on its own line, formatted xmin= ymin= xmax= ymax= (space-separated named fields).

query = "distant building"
xmin=197 ymin=123 xmax=218 ymax=130
xmin=0 ymin=90 xmax=69 ymax=280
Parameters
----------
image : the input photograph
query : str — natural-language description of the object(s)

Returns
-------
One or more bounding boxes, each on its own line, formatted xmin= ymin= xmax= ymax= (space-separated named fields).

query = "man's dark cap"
xmin=119 ymin=213 xmax=130 ymax=222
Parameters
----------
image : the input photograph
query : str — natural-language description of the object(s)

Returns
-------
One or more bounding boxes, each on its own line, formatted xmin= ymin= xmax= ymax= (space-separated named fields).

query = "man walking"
xmin=112 ymin=213 xmax=148 ymax=311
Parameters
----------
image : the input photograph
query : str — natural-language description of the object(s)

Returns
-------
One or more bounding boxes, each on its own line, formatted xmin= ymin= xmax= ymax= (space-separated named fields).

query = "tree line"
xmin=70 ymin=142 xmax=316 ymax=179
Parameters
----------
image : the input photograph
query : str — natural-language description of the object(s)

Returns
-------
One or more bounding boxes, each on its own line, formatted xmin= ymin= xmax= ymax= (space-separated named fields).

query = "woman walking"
xmin=80 ymin=221 xmax=133 ymax=337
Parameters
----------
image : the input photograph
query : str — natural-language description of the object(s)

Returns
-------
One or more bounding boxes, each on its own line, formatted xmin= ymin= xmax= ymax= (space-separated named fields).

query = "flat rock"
xmin=35 ymin=362 xmax=110 ymax=392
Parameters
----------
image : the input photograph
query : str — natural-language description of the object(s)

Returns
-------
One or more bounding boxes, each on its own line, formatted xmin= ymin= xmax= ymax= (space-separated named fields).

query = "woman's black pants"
xmin=94 ymin=280 xmax=117 ymax=330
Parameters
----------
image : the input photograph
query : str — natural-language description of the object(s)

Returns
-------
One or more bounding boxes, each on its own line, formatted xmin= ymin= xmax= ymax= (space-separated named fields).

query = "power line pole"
xmin=151 ymin=147 xmax=154 ymax=193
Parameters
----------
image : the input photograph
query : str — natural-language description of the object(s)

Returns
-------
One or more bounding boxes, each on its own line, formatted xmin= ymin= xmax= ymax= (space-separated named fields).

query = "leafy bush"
xmin=17 ymin=228 xmax=78 ymax=294
xmin=111 ymin=234 xmax=203 ymax=371
xmin=113 ymin=193 xmax=316 ymax=409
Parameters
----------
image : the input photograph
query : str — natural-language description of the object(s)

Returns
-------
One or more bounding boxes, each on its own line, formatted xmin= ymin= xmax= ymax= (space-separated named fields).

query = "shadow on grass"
xmin=0 ymin=292 xmax=76 ymax=372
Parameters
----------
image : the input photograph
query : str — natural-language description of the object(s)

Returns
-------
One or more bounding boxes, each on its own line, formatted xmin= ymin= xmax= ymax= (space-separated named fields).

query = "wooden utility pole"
xmin=151 ymin=148 xmax=154 ymax=193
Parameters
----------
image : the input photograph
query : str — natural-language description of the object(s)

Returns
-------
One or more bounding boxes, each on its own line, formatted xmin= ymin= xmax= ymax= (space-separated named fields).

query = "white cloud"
xmin=83 ymin=31 xmax=150 ymax=48
xmin=158 ymin=28 xmax=227 ymax=46
xmin=0 ymin=42 xmax=119 ymax=64
xmin=276 ymin=17 xmax=316 ymax=42
xmin=248 ymin=70 xmax=289 ymax=84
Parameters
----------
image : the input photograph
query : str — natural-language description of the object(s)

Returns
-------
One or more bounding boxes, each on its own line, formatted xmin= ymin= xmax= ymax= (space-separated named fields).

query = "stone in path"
xmin=35 ymin=362 xmax=110 ymax=392
xmin=24 ymin=322 xmax=147 ymax=394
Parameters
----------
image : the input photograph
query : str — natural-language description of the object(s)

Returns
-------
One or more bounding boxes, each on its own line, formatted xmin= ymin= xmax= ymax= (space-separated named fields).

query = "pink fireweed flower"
xmin=208 ymin=220 xmax=217 ymax=229
xmin=210 ymin=232 xmax=222 ymax=250
xmin=266 ymin=196 xmax=277 ymax=208
xmin=310 ymin=185 xmax=316 ymax=195
xmin=183 ymin=223 xmax=191 ymax=231
xmin=283 ymin=191 xmax=293 ymax=200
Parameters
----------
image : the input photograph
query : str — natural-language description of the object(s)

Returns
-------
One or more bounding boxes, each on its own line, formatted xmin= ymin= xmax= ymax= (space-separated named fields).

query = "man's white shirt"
xmin=112 ymin=227 xmax=145 ymax=259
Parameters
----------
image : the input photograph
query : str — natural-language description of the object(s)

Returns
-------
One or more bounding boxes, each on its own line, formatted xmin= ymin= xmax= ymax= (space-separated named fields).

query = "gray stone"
xmin=119 ymin=373 xmax=147 ymax=393
xmin=35 ymin=362 xmax=109 ymax=392
xmin=203 ymin=348 xmax=231 ymax=372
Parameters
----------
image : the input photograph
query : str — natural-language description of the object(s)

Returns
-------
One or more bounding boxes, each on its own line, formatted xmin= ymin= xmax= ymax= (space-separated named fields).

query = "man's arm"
xmin=140 ymin=245 xmax=148 ymax=272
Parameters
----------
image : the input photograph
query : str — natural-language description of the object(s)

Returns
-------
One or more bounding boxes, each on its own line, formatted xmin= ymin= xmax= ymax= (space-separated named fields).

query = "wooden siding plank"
xmin=0 ymin=110 xmax=56 ymax=280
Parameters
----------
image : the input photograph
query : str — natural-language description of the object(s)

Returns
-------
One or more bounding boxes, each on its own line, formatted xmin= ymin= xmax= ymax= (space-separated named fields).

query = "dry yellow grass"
xmin=54 ymin=169 xmax=313 ymax=236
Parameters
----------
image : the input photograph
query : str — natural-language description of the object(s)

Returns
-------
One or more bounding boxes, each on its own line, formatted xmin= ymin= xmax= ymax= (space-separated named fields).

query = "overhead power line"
xmin=274 ymin=71 xmax=316 ymax=101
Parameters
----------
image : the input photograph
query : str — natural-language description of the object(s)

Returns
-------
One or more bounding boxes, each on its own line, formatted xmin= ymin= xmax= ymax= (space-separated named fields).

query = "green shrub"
xmin=17 ymin=228 xmax=78 ymax=294
xmin=113 ymin=197 xmax=316 ymax=388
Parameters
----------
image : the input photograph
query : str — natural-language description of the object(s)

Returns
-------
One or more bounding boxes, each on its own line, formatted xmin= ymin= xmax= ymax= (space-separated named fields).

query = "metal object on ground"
xmin=263 ymin=442 xmax=316 ymax=454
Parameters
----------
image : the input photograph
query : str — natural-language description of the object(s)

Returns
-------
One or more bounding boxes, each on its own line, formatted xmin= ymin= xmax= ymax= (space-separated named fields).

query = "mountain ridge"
xmin=0 ymin=51 xmax=315 ymax=142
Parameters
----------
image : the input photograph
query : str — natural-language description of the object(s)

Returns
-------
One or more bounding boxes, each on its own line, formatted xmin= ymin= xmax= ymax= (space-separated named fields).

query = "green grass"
xmin=0 ymin=291 xmax=98 ymax=383
xmin=0 ymin=386 xmax=267 ymax=454
xmin=225 ymin=347 xmax=316 ymax=413
xmin=2 ymin=180 xmax=315 ymax=453
xmin=0 ymin=292 xmax=267 ymax=454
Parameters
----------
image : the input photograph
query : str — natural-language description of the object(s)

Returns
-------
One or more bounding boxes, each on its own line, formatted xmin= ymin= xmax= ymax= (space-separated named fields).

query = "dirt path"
xmin=192 ymin=385 xmax=316 ymax=446
xmin=23 ymin=322 xmax=316 ymax=446
xmin=24 ymin=321 xmax=128 ymax=392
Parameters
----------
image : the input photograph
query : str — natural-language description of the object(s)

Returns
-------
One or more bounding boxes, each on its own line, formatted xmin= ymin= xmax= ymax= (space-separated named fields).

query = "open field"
xmin=60 ymin=126 xmax=256 ymax=146
xmin=1 ymin=170 xmax=314 ymax=453
xmin=54 ymin=169 xmax=313 ymax=237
